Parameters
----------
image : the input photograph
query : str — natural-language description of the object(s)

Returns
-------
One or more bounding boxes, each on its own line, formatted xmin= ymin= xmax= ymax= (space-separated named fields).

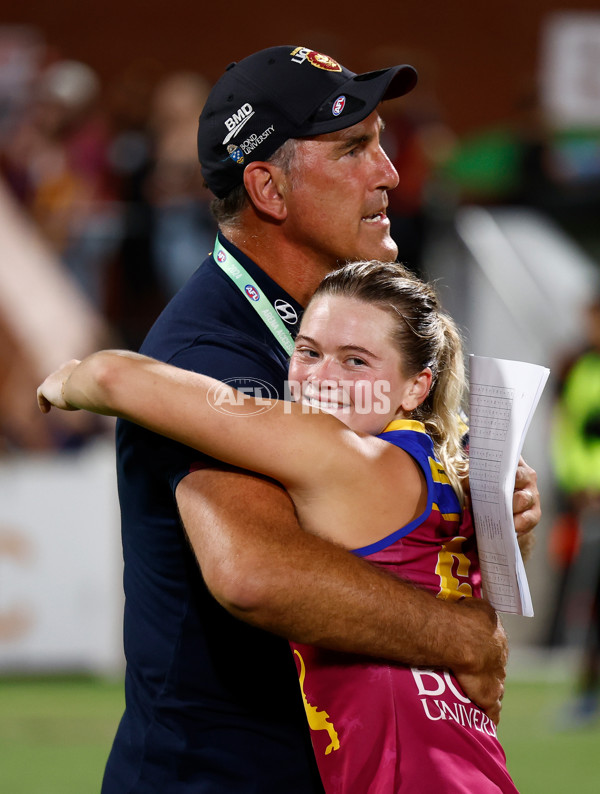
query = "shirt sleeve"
xmin=163 ymin=332 xmax=289 ymax=493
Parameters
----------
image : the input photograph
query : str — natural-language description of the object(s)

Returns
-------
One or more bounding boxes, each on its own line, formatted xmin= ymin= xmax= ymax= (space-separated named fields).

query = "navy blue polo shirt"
xmin=103 ymin=233 xmax=324 ymax=793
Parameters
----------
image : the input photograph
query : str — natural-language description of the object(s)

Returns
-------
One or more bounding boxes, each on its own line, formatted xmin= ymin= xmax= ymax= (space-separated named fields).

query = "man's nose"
xmin=375 ymin=146 xmax=399 ymax=192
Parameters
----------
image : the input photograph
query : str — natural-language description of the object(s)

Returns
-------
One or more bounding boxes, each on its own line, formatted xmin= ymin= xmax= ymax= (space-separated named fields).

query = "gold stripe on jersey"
xmin=382 ymin=418 xmax=426 ymax=434
xmin=429 ymin=457 xmax=452 ymax=486
xmin=431 ymin=503 xmax=460 ymax=523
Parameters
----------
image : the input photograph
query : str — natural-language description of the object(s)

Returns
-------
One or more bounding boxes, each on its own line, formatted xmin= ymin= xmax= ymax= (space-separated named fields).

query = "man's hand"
xmin=452 ymin=598 xmax=508 ymax=725
xmin=513 ymin=456 xmax=540 ymax=560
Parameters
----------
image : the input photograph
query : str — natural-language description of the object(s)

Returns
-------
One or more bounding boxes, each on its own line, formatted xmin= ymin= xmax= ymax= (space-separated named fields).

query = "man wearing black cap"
xmin=103 ymin=46 xmax=539 ymax=793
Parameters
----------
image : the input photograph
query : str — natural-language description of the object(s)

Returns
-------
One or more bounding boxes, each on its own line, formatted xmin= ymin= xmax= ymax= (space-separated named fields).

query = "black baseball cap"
xmin=197 ymin=45 xmax=418 ymax=198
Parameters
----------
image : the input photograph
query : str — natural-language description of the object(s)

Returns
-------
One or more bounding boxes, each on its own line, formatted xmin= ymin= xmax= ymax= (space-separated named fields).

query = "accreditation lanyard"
xmin=212 ymin=236 xmax=296 ymax=356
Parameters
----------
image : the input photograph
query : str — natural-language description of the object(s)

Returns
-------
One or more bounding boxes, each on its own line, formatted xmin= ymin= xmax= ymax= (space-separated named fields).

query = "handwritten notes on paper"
xmin=469 ymin=356 xmax=550 ymax=616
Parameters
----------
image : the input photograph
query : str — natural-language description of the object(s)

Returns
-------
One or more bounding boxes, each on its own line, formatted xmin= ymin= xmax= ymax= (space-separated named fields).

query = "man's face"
xmin=282 ymin=111 xmax=399 ymax=270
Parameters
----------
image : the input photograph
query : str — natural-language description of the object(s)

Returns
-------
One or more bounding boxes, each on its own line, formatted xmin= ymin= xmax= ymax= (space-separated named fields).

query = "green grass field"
xmin=0 ymin=673 xmax=598 ymax=793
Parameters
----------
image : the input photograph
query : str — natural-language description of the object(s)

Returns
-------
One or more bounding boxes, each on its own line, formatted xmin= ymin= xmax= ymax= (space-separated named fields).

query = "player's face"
xmin=288 ymin=294 xmax=423 ymax=435
xmin=282 ymin=112 xmax=399 ymax=270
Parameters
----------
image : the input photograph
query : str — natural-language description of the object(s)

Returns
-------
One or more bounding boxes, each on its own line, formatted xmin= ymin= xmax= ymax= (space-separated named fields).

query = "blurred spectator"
xmin=551 ymin=296 xmax=600 ymax=726
xmin=373 ymin=47 xmax=457 ymax=277
xmin=147 ymin=71 xmax=215 ymax=298
xmin=0 ymin=42 xmax=134 ymax=450
xmin=1 ymin=58 xmax=120 ymax=307
xmin=105 ymin=67 xmax=215 ymax=349
xmin=0 ymin=174 xmax=112 ymax=451
xmin=440 ymin=82 xmax=600 ymax=264
xmin=101 ymin=58 xmax=164 ymax=349
xmin=381 ymin=97 xmax=457 ymax=277
xmin=0 ymin=25 xmax=43 ymax=148
xmin=510 ymin=83 xmax=600 ymax=244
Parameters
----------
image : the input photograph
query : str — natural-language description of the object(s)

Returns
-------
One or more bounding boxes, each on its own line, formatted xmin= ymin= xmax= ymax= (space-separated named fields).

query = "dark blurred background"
xmin=3 ymin=0 xmax=595 ymax=134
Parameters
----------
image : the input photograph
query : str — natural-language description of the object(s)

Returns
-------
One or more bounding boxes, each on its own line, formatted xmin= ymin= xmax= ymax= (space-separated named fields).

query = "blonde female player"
xmin=37 ymin=261 xmax=518 ymax=794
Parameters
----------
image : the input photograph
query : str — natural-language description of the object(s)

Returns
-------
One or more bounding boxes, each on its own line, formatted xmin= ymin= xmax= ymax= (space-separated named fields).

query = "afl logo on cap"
xmin=245 ymin=285 xmax=260 ymax=301
xmin=332 ymin=96 xmax=346 ymax=117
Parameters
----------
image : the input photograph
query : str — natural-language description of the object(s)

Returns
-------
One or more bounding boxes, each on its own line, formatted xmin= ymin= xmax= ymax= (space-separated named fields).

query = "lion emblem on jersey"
xmin=294 ymin=649 xmax=340 ymax=755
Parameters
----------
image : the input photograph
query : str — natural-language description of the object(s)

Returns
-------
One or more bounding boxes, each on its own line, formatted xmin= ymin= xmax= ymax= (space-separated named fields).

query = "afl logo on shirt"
xmin=245 ymin=285 xmax=260 ymax=301
xmin=332 ymin=96 xmax=346 ymax=116
xmin=216 ymin=250 xmax=227 ymax=263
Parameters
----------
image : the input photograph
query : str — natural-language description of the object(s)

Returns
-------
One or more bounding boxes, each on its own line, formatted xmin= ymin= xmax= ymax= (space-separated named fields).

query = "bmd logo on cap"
xmin=332 ymin=95 xmax=346 ymax=116
xmin=223 ymin=103 xmax=255 ymax=145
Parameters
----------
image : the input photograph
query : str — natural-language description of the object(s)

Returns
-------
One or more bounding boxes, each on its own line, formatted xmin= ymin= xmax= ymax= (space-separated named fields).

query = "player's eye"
xmin=297 ymin=347 xmax=320 ymax=359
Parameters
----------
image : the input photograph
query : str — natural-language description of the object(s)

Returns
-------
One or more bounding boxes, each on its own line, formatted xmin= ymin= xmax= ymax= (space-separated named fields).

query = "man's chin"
xmin=339 ymin=233 xmax=399 ymax=266
xmin=361 ymin=235 xmax=399 ymax=263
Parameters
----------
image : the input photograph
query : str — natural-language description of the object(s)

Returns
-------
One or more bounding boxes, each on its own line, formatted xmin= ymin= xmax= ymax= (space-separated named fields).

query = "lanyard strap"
xmin=212 ymin=236 xmax=295 ymax=356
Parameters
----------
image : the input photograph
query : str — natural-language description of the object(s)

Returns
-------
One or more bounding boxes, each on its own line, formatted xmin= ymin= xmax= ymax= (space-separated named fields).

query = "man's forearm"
xmin=177 ymin=468 xmax=506 ymax=718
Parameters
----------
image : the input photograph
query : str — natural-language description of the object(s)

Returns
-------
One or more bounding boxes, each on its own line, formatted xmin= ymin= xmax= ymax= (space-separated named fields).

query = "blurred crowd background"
xmin=2 ymin=0 xmax=600 ymax=724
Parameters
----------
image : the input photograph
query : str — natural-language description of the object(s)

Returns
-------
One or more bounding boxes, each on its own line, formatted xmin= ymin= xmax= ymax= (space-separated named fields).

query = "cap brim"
xmin=299 ymin=64 xmax=418 ymax=137
xmin=379 ymin=64 xmax=419 ymax=100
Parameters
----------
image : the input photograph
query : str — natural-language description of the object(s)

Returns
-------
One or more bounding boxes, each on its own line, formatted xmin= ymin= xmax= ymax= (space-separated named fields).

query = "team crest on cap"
xmin=332 ymin=95 xmax=346 ymax=116
xmin=227 ymin=144 xmax=245 ymax=165
xmin=290 ymin=47 xmax=342 ymax=72
xmin=307 ymin=50 xmax=342 ymax=71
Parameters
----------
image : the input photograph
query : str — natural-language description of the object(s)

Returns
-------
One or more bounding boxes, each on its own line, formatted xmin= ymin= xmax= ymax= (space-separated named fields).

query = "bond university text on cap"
xmin=198 ymin=45 xmax=418 ymax=198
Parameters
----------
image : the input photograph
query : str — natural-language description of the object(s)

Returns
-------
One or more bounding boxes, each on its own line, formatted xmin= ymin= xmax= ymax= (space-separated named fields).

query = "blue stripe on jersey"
xmin=352 ymin=420 xmax=460 ymax=558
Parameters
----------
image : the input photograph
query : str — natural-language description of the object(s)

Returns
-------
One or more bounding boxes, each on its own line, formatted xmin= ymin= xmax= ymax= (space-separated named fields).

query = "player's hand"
xmin=37 ymin=360 xmax=82 ymax=414
xmin=453 ymin=598 xmax=508 ymax=725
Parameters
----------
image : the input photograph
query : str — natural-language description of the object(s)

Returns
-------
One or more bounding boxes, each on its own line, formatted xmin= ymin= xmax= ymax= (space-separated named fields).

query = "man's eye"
xmin=347 ymin=357 xmax=367 ymax=366
xmin=345 ymin=145 xmax=363 ymax=158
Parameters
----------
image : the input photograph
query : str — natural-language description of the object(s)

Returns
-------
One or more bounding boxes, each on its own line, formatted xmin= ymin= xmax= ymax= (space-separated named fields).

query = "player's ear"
xmin=401 ymin=368 xmax=433 ymax=413
xmin=243 ymin=161 xmax=288 ymax=221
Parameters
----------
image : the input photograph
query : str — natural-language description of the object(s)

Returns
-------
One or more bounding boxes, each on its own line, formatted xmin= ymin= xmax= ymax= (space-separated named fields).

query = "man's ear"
xmin=401 ymin=368 xmax=433 ymax=413
xmin=243 ymin=162 xmax=288 ymax=221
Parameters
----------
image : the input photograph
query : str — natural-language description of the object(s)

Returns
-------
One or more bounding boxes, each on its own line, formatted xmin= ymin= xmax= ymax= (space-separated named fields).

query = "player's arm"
xmin=176 ymin=466 xmax=508 ymax=724
xmin=35 ymin=349 xmax=370 ymax=495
